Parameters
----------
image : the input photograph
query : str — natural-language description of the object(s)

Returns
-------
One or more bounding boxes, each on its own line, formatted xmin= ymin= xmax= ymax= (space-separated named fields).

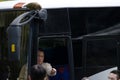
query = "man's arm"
xmin=42 ymin=63 xmax=57 ymax=76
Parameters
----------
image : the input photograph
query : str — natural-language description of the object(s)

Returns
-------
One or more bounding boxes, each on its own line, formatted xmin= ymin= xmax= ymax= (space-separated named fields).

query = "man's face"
xmin=108 ymin=73 xmax=118 ymax=80
xmin=37 ymin=51 xmax=44 ymax=64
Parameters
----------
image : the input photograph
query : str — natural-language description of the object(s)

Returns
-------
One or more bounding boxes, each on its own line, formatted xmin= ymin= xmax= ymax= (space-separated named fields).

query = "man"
xmin=30 ymin=64 xmax=47 ymax=80
xmin=19 ymin=48 xmax=56 ymax=80
xmin=108 ymin=70 xmax=120 ymax=80
xmin=37 ymin=48 xmax=57 ymax=76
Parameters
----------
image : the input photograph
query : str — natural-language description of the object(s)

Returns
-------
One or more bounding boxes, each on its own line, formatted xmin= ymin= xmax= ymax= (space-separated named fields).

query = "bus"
xmin=1 ymin=0 xmax=120 ymax=80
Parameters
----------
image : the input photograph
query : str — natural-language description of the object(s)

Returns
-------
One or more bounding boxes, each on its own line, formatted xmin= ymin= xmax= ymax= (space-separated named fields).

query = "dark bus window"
xmin=39 ymin=38 xmax=68 ymax=65
xmin=39 ymin=38 xmax=70 ymax=80
xmin=39 ymin=9 xmax=70 ymax=35
xmin=85 ymin=39 xmax=117 ymax=76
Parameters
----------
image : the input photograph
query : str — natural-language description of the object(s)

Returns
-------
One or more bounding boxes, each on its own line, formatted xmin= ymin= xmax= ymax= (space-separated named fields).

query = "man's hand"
xmin=50 ymin=68 xmax=56 ymax=75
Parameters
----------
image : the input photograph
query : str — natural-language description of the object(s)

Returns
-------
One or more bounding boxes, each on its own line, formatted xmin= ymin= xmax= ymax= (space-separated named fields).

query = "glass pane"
xmin=18 ymin=24 xmax=29 ymax=80
xmin=85 ymin=39 xmax=117 ymax=76
xmin=39 ymin=9 xmax=70 ymax=35
xmin=39 ymin=38 xmax=70 ymax=80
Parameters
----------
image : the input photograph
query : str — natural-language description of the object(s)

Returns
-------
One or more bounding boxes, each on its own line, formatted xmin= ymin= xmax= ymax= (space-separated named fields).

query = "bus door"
xmin=38 ymin=35 xmax=74 ymax=80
